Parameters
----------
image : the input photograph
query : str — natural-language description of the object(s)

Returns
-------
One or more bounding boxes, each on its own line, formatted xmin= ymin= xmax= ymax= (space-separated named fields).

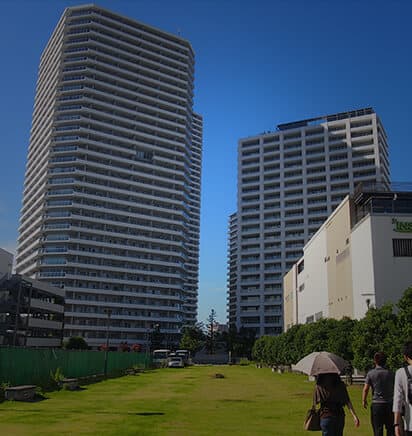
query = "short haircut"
xmin=404 ymin=341 xmax=412 ymax=360
xmin=374 ymin=352 xmax=386 ymax=366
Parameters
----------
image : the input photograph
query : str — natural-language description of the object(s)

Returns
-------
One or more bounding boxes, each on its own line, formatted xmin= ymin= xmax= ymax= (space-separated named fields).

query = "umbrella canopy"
xmin=293 ymin=351 xmax=349 ymax=376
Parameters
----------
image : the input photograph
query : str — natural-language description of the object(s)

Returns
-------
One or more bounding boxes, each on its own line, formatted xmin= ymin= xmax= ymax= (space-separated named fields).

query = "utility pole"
xmin=103 ymin=309 xmax=112 ymax=378
xmin=12 ymin=279 xmax=23 ymax=347
xmin=145 ymin=328 xmax=151 ymax=366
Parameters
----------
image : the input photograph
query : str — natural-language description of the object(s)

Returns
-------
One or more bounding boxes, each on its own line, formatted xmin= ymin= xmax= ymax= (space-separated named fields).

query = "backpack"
xmin=403 ymin=366 xmax=412 ymax=404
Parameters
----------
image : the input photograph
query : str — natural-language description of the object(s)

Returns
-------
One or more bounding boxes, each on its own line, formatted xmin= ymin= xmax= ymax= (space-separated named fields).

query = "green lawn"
xmin=0 ymin=365 xmax=372 ymax=435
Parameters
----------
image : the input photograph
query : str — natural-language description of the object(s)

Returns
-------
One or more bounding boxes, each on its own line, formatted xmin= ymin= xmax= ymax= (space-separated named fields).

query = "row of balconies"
xmin=70 ymin=18 xmax=192 ymax=74
xmin=65 ymin=310 xmax=182 ymax=323
xmin=64 ymin=285 xmax=181 ymax=300
xmin=242 ymin=154 xmax=375 ymax=177
xmin=65 ymin=298 xmax=182 ymax=312
xmin=63 ymin=40 xmax=191 ymax=100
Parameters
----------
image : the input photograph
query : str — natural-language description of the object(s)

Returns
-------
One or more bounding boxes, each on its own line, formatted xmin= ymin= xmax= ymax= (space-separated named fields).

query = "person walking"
xmin=314 ymin=372 xmax=360 ymax=436
xmin=362 ymin=352 xmax=395 ymax=436
xmin=393 ymin=341 xmax=412 ymax=436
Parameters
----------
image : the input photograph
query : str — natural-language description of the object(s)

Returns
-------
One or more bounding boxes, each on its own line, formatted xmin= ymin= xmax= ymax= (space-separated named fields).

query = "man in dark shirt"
xmin=362 ymin=352 xmax=395 ymax=436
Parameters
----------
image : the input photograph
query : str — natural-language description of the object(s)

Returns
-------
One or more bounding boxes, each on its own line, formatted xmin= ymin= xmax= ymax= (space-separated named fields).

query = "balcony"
xmin=28 ymin=318 xmax=63 ymax=330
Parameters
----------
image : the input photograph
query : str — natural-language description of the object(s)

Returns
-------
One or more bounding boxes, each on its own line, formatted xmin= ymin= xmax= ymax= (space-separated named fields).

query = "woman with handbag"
xmin=314 ymin=373 xmax=360 ymax=436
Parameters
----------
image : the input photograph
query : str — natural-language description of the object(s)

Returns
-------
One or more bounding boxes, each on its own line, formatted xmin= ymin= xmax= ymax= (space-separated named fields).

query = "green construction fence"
xmin=0 ymin=347 xmax=151 ymax=386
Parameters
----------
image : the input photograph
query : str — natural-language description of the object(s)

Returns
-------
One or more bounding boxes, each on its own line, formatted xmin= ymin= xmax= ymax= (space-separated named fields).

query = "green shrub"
xmin=65 ymin=336 xmax=88 ymax=350
xmin=49 ymin=367 xmax=65 ymax=390
xmin=0 ymin=382 xmax=10 ymax=402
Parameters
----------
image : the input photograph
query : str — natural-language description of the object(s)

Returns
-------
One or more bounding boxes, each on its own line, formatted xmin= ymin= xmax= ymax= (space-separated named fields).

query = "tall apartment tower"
xmin=227 ymin=213 xmax=238 ymax=325
xmin=229 ymin=108 xmax=390 ymax=336
xmin=16 ymin=5 xmax=202 ymax=348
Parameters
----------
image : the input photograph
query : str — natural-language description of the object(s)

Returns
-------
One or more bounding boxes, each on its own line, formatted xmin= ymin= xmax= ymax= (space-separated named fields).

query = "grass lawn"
xmin=0 ymin=365 xmax=373 ymax=435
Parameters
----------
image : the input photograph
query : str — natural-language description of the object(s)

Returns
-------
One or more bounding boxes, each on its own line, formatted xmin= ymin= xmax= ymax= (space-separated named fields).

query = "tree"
xmin=205 ymin=309 xmax=217 ymax=354
xmin=352 ymin=304 xmax=400 ymax=372
xmin=252 ymin=319 xmax=358 ymax=368
xmin=303 ymin=318 xmax=339 ymax=355
xmin=252 ymin=335 xmax=266 ymax=364
xmin=230 ymin=327 xmax=256 ymax=359
xmin=150 ymin=323 xmax=163 ymax=351
xmin=65 ymin=336 xmax=88 ymax=350
xmin=397 ymin=286 xmax=412 ymax=340
xmin=252 ymin=286 xmax=412 ymax=370
xmin=131 ymin=343 xmax=142 ymax=352
xmin=327 ymin=317 xmax=357 ymax=362
xmin=118 ymin=342 xmax=130 ymax=352
xmin=179 ymin=323 xmax=205 ymax=355
xmin=280 ymin=324 xmax=308 ymax=365
xmin=221 ymin=324 xmax=238 ymax=354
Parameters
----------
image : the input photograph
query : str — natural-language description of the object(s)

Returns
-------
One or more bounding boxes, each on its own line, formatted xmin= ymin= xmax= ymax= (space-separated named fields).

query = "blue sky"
xmin=0 ymin=0 xmax=411 ymax=323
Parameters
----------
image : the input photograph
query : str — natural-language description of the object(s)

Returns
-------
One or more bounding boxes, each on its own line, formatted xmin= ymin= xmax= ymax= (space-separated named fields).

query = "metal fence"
xmin=0 ymin=347 xmax=151 ymax=385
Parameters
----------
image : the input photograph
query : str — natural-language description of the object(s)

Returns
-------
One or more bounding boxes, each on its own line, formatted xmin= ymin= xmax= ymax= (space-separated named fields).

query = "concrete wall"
xmin=326 ymin=200 xmax=354 ymax=319
xmin=351 ymin=217 xmax=376 ymax=318
xmin=283 ymin=266 xmax=296 ymax=330
xmin=298 ymin=227 xmax=329 ymax=323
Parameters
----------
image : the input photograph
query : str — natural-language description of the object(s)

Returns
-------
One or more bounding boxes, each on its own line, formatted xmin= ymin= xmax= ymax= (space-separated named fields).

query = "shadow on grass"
xmin=219 ymin=399 xmax=253 ymax=403
xmin=70 ymin=387 xmax=87 ymax=391
xmin=1 ymin=409 xmax=165 ymax=416
xmin=0 ymin=394 xmax=50 ymax=404
xmin=134 ymin=412 xmax=165 ymax=416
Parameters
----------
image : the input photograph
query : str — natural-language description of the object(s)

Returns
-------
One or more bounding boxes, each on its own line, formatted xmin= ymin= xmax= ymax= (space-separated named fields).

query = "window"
xmin=393 ymin=239 xmax=412 ymax=257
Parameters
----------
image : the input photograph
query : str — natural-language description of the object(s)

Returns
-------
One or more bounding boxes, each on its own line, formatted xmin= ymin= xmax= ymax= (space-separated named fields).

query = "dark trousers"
xmin=371 ymin=403 xmax=394 ymax=436
xmin=320 ymin=415 xmax=345 ymax=436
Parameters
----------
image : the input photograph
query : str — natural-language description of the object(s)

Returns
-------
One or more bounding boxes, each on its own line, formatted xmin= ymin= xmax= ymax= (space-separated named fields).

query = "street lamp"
xmin=103 ymin=308 xmax=112 ymax=378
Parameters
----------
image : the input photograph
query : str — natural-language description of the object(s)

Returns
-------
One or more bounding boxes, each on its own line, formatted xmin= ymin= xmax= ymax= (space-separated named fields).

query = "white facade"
xmin=233 ymin=108 xmax=390 ymax=336
xmin=351 ymin=217 xmax=376 ymax=319
xmin=297 ymin=228 xmax=329 ymax=324
xmin=16 ymin=5 xmax=202 ymax=347
xmin=352 ymin=215 xmax=412 ymax=317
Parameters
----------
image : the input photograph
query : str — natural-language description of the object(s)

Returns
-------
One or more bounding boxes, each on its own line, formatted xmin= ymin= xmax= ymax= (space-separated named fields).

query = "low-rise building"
xmin=0 ymin=275 xmax=65 ymax=347
xmin=284 ymin=183 xmax=412 ymax=329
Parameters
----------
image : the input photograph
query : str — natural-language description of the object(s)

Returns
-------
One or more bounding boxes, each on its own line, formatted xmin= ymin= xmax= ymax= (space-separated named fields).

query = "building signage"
xmin=393 ymin=219 xmax=412 ymax=233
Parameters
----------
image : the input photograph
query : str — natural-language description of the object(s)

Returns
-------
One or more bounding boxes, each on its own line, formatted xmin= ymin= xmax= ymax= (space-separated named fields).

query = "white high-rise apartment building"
xmin=227 ymin=213 xmax=238 ymax=325
xmin=16 ymin=5 xmax=202 ymax=348
xmin=229 ymin=108 xmax=390 ymax=336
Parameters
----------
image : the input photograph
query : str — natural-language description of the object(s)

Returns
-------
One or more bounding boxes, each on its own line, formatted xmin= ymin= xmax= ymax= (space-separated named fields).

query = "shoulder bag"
xmin=304 ymin=390 xmax=321 ymax=431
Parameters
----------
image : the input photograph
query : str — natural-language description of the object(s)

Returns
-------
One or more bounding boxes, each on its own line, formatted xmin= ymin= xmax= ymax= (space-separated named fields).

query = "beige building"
xmin=284 ymin=184 xmax=412 ymax=329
